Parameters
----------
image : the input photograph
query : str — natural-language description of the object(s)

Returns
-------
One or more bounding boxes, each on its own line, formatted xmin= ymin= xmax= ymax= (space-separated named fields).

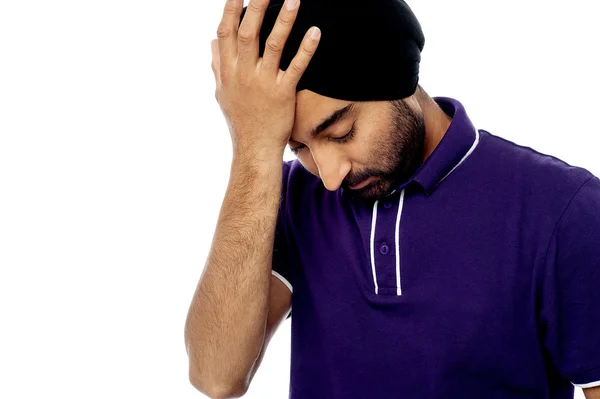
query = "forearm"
xmin=184 ymin=149 xmax=284 ymax=396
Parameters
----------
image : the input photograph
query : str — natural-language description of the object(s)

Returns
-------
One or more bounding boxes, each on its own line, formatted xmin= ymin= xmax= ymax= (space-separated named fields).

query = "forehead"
xmin=292 ymin=90 xmax=352 ymax=139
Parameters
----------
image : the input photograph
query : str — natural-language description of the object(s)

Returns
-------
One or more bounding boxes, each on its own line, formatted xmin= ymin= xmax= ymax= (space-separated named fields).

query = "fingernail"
xmin=310 ymin=27 xmax=321 ymax=40
xmin=286 ymin=0 xmax=299 ymax=11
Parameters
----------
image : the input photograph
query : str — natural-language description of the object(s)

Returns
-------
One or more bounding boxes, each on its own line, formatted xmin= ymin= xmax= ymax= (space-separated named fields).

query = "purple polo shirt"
xmin=270 ymin=96 xmax=600 ymax=398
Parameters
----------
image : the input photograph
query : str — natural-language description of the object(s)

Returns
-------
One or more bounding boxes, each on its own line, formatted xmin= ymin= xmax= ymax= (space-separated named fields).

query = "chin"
xmin=352 ymin=179 xmax=393 ymax=201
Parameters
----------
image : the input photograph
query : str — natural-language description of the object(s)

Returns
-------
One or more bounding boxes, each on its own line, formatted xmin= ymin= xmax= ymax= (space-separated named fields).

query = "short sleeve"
xmin=271 ymin=160 xmax=294 ymax=319
xmin=539 ymin=175 xmax=600 ymax=388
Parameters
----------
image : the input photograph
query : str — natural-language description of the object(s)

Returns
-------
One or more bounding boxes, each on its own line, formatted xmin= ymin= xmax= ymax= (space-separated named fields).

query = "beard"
xmin=342 ymin=99 xmax=426 ymax=202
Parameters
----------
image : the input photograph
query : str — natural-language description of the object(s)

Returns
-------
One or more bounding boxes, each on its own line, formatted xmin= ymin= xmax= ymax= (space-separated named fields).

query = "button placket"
xmin=367 ymin=189 xmax=406 ymax=296
xmin=379 ymin=242 xmax=389 ymax=255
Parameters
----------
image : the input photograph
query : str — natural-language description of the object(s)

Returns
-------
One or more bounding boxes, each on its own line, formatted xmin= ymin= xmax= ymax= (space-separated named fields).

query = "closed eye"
xmin=290 ymin=127 xmax=356 ymax=155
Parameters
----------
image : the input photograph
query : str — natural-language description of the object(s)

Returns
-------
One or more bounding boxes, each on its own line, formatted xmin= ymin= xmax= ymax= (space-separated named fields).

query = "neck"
xmin=419 ymin=95 xmax=452 ymax=163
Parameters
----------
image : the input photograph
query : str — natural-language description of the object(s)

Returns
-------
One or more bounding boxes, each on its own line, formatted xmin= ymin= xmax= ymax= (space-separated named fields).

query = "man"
xmin=184 ymin=0 xmax=600 ymax=398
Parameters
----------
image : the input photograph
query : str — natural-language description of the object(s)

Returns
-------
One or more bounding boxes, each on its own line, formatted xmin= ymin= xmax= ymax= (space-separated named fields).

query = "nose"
xmin=312 ymin=149 xmax=351 ymax=191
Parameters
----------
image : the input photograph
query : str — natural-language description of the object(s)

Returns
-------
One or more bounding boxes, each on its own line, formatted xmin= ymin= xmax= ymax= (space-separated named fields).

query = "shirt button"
xmin=383 ymin=200 xmax=393 ymax=209
xmin=379 ymin=242 xmax=389 ymax=255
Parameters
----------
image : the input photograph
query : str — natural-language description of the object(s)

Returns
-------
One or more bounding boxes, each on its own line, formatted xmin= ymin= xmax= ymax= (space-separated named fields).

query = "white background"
xmin=1 ymin=0 xmax=598 ymax=398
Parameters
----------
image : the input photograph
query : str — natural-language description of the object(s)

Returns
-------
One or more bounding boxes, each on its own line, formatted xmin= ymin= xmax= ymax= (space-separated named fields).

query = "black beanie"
xmin=239 ymin=0 xmax=425 ymax=101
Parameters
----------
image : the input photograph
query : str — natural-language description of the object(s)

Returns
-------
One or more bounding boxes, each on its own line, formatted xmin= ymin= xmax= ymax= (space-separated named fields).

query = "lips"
xmin=349 ymin=176 xmax=375 ymax=190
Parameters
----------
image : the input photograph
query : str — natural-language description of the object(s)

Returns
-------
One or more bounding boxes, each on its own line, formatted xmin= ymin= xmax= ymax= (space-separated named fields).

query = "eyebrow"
xmin=289 ymin=103 xmax=356 ymax=143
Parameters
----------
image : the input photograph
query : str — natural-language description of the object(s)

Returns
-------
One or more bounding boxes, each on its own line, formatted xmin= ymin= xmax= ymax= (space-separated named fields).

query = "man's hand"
xmin=210 ymin=0 xmax=321 ymax=156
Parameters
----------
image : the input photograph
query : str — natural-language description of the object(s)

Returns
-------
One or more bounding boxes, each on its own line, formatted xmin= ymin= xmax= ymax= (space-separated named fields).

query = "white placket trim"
xmin=395 ymin=189 xmax=406 ymax=296
xmin=369 ymin=199 xmax=380 ymax=295
xmin=369 ymin=188 xmax=406 ymax=296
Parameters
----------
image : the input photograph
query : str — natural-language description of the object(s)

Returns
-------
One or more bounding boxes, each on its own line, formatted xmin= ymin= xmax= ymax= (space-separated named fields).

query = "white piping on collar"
xmin=431 ymin=127 xmax=480 ymax=191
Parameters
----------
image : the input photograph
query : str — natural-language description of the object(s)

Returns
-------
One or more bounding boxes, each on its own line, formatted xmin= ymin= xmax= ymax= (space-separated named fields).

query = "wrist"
xmin=232 ymin=144 xmax=285 ymax=164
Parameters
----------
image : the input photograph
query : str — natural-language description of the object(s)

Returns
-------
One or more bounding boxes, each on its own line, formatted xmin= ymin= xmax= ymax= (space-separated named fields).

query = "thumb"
xmin=210 ymin=39 xmax=221 ymax=102
xmin=210 ymin=39 xmax=220 ymax=86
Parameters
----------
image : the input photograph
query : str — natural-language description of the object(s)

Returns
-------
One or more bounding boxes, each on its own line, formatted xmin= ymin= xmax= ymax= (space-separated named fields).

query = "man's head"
xmin=240 ymin=0 xmax=425 ymax=102
xmin=289 ymin=85 xmax=428 ymax=201
xmin=240 ymin=0 xmax=436 ymax=201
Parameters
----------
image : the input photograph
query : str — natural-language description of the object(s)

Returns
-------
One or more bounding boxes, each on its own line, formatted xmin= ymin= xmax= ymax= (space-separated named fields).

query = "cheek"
xmin=352 ymin=136 xmax=376 ymax=161
xmin=352 ymin=128 xmax=394 ymax=168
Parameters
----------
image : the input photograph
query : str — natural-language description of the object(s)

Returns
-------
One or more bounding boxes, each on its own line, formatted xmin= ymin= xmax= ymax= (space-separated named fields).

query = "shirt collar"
xmin=408 ymin=96 xmax=479 ymax=196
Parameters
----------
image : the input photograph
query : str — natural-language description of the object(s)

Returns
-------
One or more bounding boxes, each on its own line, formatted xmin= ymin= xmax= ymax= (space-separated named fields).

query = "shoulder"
xmin=476 ymin=129 xmax=595 ymax=199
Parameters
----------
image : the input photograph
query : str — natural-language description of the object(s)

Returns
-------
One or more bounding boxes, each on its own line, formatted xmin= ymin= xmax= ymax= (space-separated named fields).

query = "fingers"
xmin=216 ymin=0 xmax=243 ymax=74
xmin=236 ymin=0 xmax=269 ymax=68
xmin=281 ymin=27 xmax=321 ymax=88
xmin=260 ymin=0 xmax=301 ymax=73
xmin=210 ymin=39 xmax=221 ymax=101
